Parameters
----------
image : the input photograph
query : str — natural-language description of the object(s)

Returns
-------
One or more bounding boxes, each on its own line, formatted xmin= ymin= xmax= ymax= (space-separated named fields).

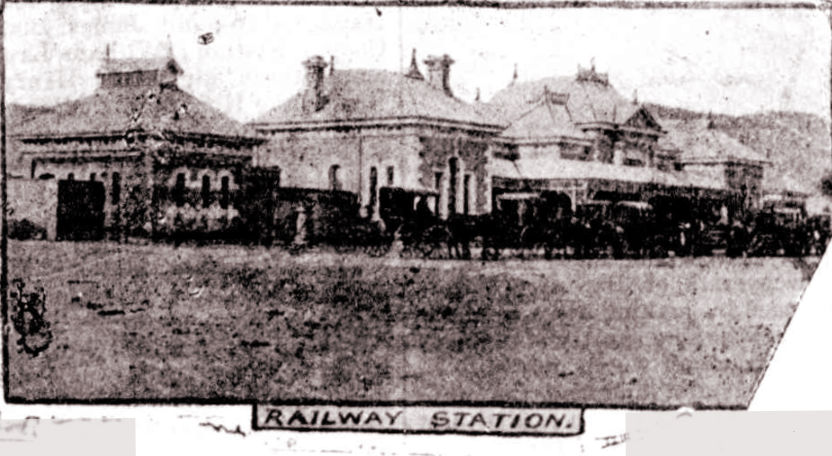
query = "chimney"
xmin=302 ymin=55 xmax=328 ymax=113
xmin=423 ymin=54 xmax=455 ymax=97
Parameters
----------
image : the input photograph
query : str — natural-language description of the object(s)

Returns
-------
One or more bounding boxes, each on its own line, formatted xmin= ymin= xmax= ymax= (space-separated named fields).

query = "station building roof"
xmin=251 ymin=68 xmax=503 ymax=133
xmin=487 ymin=66 xmax=663 ymax=137
xmin=13 ymin=56 xmax=260 ymax=143
xmin=662 ymin=119 xmax=769 ymax=166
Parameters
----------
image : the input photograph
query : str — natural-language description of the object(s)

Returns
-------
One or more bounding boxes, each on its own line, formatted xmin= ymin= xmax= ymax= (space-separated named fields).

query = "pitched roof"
xmin=664 ymin=119 xmax=769 ymax=165
xmin=499 ymin=97 xmax=589 ymax=141
xmin=250 ymin=69 xmax=502 ymax=131
xmin=487 ymin=73 xmax=643 ymax=127
xmin=13 ymin=84 xmax=259 ymax=141
xmin=490 ymin=157 xmax=726 ymax=190
xmin=96 ymin=57 xmax=183 ymax=76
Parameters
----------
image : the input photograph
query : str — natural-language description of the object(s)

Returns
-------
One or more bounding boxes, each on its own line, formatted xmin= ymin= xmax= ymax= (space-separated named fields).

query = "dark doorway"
xmin=463 ymin=173 xmax=471 ymax=215
xmin=239 ymin=168 xmax=281 ymax=245
xmin=57 ymin=179 xmax=106 ymax=241
xmin=369 ymin=167 xmax=378 ymax=217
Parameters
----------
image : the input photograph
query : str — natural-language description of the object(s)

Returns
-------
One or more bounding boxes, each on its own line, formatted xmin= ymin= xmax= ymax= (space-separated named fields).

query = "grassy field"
xmin=6 ymin=240 xmax=811 ymax=407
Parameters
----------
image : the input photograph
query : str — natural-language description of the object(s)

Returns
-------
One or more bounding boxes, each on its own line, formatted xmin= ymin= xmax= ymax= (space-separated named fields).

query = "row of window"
xmin=327 ymin=165 xmax=395 ymax=191
xmin=173 ymin=173 xmax=231 ymax=209
xmin=53 ymin=171 xmax=232 ymax=209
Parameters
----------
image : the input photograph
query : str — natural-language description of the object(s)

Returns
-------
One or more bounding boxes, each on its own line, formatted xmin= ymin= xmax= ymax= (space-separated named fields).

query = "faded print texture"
xmin=4 ymin=4 xmax=829 ymax=407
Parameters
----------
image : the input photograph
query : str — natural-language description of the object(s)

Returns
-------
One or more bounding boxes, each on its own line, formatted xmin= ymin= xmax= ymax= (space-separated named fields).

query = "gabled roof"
xmin=13 ymin=84 xmax=259 ymax=142
xmin=96 ymin=56 xmax=183 ymax=76
xmin=487 ymin=74 xmax=647 ymax=128
xmin=499 ymin=96 xmax=588 ymax=142
xmin=664 ymin=119 xmax=769 ymax=165
xmin=250 ymin=69 xmax=503 ymax=131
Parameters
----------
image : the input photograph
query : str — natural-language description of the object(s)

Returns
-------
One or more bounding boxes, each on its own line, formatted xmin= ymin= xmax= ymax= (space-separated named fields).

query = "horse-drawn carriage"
xmin=243 ymin=180 xmax=828 ymax=260
xmin=323 ymin=188 xmax=458 ymax=258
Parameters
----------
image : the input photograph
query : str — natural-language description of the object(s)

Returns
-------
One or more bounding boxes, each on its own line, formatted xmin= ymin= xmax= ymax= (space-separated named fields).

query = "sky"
xmin=5 ymin=4 xmax=830 ymax=122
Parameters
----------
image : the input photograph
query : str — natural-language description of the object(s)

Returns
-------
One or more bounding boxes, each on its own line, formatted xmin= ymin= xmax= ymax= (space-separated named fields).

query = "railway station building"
xmin=248 ymin=52 xmax=505 ymax=221
xmin=13 ymin=52 xmax=264 ymax=240
xmin=485 ymin=63 xmax=769 ymax=221
xmin=8 ymin=49 xmax=793 ymax=242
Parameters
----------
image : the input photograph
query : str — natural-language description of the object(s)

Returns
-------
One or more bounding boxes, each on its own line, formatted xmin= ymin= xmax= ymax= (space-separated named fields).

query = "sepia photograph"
xmin=2 ymin=2 xmax=830 ymax=432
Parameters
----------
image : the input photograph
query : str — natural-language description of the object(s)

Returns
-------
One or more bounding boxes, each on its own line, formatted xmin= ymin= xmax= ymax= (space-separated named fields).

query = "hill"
xmin=646 ymin=104 xmax=832 ymax=197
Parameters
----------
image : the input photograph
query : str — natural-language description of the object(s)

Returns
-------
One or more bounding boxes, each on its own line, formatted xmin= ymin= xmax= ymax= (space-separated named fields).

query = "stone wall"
xmin=258 ymin=127 xmax=431 ymax=216
xmin=417 ymin=132 xmax=490 ymax=216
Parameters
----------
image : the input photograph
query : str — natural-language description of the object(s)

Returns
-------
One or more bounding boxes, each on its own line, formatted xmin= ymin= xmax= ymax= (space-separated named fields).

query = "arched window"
xmin=386 ymin=166 xmax=394 ymax=186
xmin=329 ymin=165 xmax=341 ymax=191
xmin=67 ymin=173 xmax=75 ymax=181
xmin=174 ymin=173 xmax=186 ymax=207
xmin=201 ymin=174 xmax=212 ymax=208
xmin=111 ymin=172 xmax=121 ymax=205
xmin=90 ymin=173 xmax=97 ymax=181
xmin=220 ymin=176 xmax=230 ymax=209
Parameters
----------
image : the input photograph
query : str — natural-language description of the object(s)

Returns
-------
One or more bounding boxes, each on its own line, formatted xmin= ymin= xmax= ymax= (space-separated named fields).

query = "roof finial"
xmin=706 ymin=111 xmax=715 ymax=129
xmin=404 ymin=48 xmax=424 ymax=80
xmin=511 ymin=63 xmax=518 ymax=85
xmin=632 ymin=89 xmax=638 ymax=105
xmin=105 ymin=43 xmax=111 ymax=60
xmin=590 ymin=57 xmax=596 ymax=72
xmin=475 ymin=88 xmax=481 ymax=102
xmin=330 ymin=55 xmax=335 ymax=75
xmin=166 ymin=34 xmax=174 ymax=57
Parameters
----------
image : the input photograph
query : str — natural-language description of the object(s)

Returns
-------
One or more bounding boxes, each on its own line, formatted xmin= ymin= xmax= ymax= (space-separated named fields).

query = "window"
xmin=220 ymin=176 xmax=230 ymax=209
xmin=67 ymin=173 xmax=75 ymax=181
xmin=90 ymin=173 xmax=97 ymax=181
xmin=174 ymin=173 xmax=186 ymax=207
xmin=386 ymin=166 xmax=394 ymax=186
xmin=111 ymin=172 xmax=121 ymax=205
xmin=448 ymin=158 xmax=459 ymax=216
xmin=434 ymin=172 xmax=443 ymax=191
xmin=38 ymin=173 xmax=54 ymax=180
xmin=329 ymin=165 xmax=341 ymax=191
xmin=201 ymin=175 xmax=212 ymax=208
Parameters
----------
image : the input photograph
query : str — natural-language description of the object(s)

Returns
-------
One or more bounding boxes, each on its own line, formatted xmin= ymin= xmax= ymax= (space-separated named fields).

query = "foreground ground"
xmin=6 ymin=240 xmax=812 ymax=407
